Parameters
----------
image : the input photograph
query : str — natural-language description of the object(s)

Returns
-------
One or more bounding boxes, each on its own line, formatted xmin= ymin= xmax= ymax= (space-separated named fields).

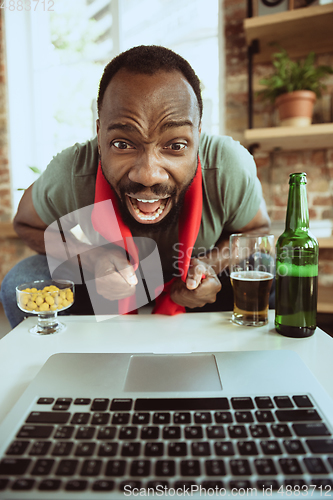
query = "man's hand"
xmin=94 ymin=249 xmax=138 ymax=301
xmin=170 ymin=258 xmax=221 ymax=309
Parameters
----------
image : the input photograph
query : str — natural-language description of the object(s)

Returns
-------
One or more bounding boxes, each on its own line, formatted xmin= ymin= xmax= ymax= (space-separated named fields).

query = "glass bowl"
xmin=16 ymin=279 xmax=75 ymax=335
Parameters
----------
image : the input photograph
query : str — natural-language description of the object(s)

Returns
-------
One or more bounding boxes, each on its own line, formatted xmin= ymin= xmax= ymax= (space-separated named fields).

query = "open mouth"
xmin=126 ymin=195 xmax=172 ymax=224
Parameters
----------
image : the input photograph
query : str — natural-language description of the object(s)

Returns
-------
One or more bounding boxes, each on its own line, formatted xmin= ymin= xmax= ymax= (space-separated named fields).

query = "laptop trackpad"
xmin=123 ymin=354 xmax=222 ymax=392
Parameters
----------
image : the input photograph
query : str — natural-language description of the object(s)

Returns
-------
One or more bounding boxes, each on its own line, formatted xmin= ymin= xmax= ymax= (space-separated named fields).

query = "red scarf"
xmin=91 ymin=159 xmax=202 ymax=315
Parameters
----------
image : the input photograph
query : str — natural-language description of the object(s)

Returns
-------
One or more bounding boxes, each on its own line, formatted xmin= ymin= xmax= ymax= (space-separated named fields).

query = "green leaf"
xmin=257 ymin=47 xmax=333 ymax=103
xmin=28 ymin=165 xmax=42 ymax=175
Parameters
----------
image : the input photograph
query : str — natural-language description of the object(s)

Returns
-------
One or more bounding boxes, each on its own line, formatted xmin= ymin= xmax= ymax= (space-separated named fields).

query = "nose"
xmin=128 ymin=151 xmax=169 ymax=187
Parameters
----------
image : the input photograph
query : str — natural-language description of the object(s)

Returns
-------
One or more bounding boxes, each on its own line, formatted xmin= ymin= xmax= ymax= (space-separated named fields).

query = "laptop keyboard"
xmin=1 ymin=395 xmax=333 ymax=495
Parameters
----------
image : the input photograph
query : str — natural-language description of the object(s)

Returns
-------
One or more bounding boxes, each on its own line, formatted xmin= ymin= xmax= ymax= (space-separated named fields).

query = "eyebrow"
xmin=160 ymin=119 xmax=194 ymax=131
xmin=106 ymin=123 xmax=136 ymax=133
xmin=106 ymin=119 xmax=194 ymax=134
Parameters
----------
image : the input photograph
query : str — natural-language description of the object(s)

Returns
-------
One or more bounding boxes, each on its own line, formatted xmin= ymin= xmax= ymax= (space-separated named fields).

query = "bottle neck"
xmin=285 ymin=183 xmax=309 ymax=232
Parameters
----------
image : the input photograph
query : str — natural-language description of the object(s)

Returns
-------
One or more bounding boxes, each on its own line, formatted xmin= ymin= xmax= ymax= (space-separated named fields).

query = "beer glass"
xmin=229 ymin=234 xmax=275 ymax=326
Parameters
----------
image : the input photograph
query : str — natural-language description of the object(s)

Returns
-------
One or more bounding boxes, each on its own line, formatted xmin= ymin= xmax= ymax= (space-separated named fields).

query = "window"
xmin=5 ymin=0 xmax=223 ymax=213
xmin=119 ymin=0 xmax=220 ymax=135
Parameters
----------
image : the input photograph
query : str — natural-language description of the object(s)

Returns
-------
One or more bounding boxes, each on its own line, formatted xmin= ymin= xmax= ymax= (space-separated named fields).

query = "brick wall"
xmin=223 ymin=0 xmax=333 ymax=222
xmin=0 ymin=10 xmax=10 ymax=222
xmin=0 ymin=10 xmax=35 ymax=287
xmin=223 ymin=0 xmax=333 ymax=294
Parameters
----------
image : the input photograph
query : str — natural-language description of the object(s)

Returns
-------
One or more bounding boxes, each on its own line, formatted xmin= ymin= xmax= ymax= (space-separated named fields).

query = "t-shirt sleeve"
xmin=32 ymin=144 xmax=80 ymax=226
xmin=218 ymin=136 xmax=263 ymax=232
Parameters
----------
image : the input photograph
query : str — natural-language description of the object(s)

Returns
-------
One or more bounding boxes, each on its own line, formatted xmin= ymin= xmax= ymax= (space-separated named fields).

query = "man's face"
xmin=97 ymin=68 xmax=201 ymax=231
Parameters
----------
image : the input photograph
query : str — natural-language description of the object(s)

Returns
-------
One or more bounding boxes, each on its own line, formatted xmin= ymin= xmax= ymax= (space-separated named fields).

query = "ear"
xmin=96 ymin=119 xmax=101 ymax=156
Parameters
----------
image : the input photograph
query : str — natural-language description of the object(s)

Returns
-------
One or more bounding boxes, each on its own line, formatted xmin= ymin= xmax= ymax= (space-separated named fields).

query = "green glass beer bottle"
xmin=275 ymin=172 xmax=318 ymax=338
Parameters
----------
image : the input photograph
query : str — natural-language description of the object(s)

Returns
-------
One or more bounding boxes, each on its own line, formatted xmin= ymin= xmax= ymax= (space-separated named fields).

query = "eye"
xmin=111 ymin=141 xmax=135 ymax=150
xmin=165 ymin=143 xmax=187 ymax=151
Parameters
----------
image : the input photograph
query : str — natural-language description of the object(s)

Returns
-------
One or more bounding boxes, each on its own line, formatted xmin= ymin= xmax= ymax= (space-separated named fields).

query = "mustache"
xmin=119 ymin=180 xmax=177 ymax=199
xmin=100 ymin=162 xmax=177 ymax=199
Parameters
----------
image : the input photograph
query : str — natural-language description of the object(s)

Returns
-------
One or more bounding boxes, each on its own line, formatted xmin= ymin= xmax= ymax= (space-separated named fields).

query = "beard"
xmin=100 ymin=159 xmax=198 ymax=234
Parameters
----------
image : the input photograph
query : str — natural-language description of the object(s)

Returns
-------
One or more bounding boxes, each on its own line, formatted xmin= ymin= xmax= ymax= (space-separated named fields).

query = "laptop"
xmin=0 ymin=350 xmax=333 ymax=499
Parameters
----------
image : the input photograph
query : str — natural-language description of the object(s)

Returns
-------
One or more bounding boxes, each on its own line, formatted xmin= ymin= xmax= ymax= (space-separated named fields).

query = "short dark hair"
xmin=97 ymin=45 xmax=203 ymax=120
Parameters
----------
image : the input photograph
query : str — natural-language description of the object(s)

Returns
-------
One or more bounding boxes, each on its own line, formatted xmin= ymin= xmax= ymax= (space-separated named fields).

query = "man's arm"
xmin=14 ymin=184 xmax=107 ymax=265
xmin=170 ymin=199 xmax=270 ymax=308
xmin=13 ymin=184 xmax=138 ymax=299
xmin=13 ymin=184 xmax=48 ymax=254
xmin=13 ymin=184 xmax=103 ymax=269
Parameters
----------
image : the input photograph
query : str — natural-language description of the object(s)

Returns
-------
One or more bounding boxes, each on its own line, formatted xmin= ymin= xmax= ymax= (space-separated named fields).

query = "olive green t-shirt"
xmin=32 ymin=133 xmax=262 ymax=278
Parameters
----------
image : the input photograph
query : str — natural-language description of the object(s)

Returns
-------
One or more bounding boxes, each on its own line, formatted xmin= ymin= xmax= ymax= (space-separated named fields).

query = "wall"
xmin=223 ymin=0 xmax=333 ymax=295
xmin=0 ymin=9 xmax=10 ymax=222
xmin=0 ymin=10 xmax=35 ymax=287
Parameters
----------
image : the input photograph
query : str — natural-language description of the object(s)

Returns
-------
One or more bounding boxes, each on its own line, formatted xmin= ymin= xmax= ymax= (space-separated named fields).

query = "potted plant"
xmin=257 ymin=48 xmax=333 ymax=127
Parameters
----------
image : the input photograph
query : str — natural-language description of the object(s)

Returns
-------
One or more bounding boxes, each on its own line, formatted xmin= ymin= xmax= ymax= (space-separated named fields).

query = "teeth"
xmin=137 ymin=213 xmax=159 ymax=221
xmin=129 ymin=197 xmax=167 ymax=222
xmin=136 ymin=198 xmax=160 ymax=203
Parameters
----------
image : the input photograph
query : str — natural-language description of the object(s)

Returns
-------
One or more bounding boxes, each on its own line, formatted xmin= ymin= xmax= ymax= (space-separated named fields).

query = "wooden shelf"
xmin=318 ymin=284 xmax=333 ymax=314
xmin=244 ymin=4 xmax=333 ymax=63
xmin=318 ymin=237 xmax=333 ymax=249
xmin=244 ymin=123 xmax=333 ymax=151
xmin=0 ymin=222 xmax=17 ymax=239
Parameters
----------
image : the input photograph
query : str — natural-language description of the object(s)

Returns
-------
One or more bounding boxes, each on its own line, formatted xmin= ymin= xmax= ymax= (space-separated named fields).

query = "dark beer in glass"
xmin=229 ymin=234 xmax=275 ymax=327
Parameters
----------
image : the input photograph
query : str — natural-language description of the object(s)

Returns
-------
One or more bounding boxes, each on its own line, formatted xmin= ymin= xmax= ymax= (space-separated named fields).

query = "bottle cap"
xmin=289 ymin=172 xmax=307 ymax=185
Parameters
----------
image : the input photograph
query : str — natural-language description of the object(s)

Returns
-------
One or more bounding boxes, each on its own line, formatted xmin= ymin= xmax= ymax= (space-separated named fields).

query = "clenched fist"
xmin=94 ymin=248 xmax=138 ymax=301
xmin=170 ymin=258 xmax=221 ymax=309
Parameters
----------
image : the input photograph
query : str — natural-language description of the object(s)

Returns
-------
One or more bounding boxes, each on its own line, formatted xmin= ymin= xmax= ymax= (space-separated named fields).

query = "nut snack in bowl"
xmin=16 ymin=279 xmax=75 ymax=335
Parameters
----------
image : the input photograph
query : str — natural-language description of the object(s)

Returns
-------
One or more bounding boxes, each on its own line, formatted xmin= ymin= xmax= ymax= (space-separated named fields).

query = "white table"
xmin=0 ymin=310 xmax=332 ymax=425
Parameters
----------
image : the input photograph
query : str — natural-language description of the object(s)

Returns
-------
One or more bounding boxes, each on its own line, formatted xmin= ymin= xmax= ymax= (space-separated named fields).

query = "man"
xmin=0 ymin=45 xmax=270 ymax=327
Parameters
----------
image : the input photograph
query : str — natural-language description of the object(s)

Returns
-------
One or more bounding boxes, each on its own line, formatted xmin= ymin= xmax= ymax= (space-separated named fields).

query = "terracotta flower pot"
xmin=275 ymin=90 xmax=316 ymax=127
